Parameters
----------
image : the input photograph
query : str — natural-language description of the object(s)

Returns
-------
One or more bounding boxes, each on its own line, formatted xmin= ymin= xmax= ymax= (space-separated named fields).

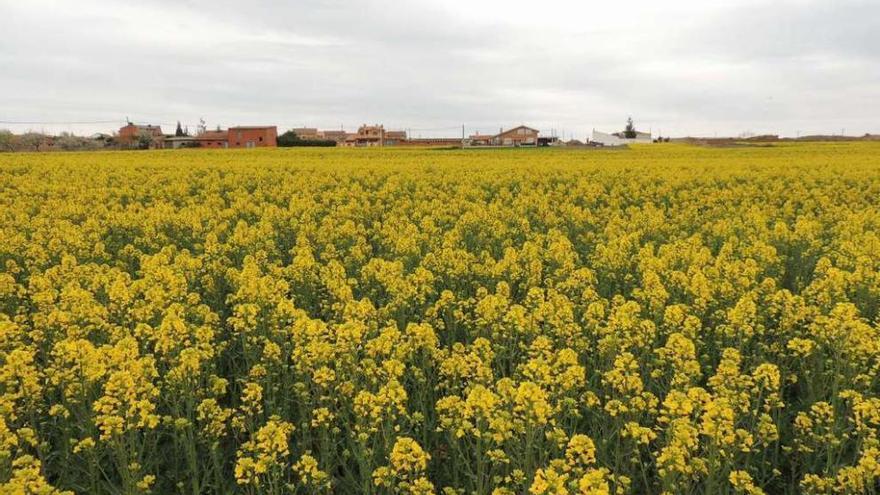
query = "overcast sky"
xmin=1 ymin=0 xmax=878 ymax=138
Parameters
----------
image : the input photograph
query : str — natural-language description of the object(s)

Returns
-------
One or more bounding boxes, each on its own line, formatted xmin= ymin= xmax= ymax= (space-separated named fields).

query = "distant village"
xmin=2 ymin=118 xmax=874 ymax=153
xmin=0 ymin=117 xmax=672 ymax=152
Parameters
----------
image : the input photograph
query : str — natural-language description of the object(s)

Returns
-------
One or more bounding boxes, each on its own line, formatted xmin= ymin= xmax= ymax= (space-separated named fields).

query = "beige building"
xmin=494 ymin=125 xmax=539 ymax=146
xmin=384 ymin=130 xmax=407 ymax=145
xmin=467 ymin=125 xmax=540 ymax=147
xmin=342 ymin=124 xmax=408 ymax=147
xmin=290 ymin=128 xmax=320 ymax=140
xmin=319 ymin=130 xmax=348 ymax=143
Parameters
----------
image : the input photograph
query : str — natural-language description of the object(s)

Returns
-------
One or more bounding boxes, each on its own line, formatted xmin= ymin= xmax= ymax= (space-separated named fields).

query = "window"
xmin=259 ymin=137 xmax=263 ymax=142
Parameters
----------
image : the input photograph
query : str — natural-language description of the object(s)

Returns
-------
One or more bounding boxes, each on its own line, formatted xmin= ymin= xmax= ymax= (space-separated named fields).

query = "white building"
xmin=590 ymin=129 xmax=653 ymax=146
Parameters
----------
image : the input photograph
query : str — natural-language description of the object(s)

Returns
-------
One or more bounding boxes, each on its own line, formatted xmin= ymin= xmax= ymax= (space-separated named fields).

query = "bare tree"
xmin=18 ymin=132 xmax=46 ymax=151
xmin=56 ymin=132 xmax=100 ymax=151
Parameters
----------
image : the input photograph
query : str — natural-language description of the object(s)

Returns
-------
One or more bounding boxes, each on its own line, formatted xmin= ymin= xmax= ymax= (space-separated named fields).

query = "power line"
xmin=0 ymin=120 xmax=217 ymax=132
xmin=0 ymin=119 xmax=125 ymax=125
xmin=399 ymin=125 xmax=464 ymax=132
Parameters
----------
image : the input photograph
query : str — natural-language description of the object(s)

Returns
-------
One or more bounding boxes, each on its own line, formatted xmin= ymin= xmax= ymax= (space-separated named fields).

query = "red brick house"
xmin=228 ymin=126 xmax=277 ymax=148
xmin=118 ymin=123 xmax=164 ymax=149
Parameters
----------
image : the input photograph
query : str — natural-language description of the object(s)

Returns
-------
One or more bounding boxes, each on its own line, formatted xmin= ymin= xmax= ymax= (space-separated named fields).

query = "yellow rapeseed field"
xmin=1 ymin=143 xmax=879 ymax=494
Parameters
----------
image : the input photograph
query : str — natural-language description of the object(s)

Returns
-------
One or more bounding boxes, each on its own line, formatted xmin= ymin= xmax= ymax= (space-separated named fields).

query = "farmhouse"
xmin=118 ymin=123 xmax=164 ymax=149
xmin=319 ymin=130 xmax=348 ymax=144
xmin=384 ymin=130 xmax=407 ymax=146
xmin=228 ymin=126 xmax=278 ymax=148
xmin=197 ymin=130 xmax=230 ymax=148
xmin=343 ymin=125 xmax=383 ymax=147
xmin=495 ymin=125 xmax=539 ymax=146
xmin=163 ymin=130 xmax=230 ymax=149
xmin=160 ymin=127 xmax=277 ymax=149
xmin=467 ymin=125 xmax=540 ymax=147
xmin=467 ymin=134 xmax=495 ymax=146
xmin=342 ymin=124 xmax=407 ymax=147
xmin=290 ymin=128 xmax=320 ymax=140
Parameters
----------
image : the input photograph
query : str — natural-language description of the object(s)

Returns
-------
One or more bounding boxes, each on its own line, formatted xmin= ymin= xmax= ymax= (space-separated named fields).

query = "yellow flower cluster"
xmin=234 ymin=416 xmax=295 ymax=487
xmin=373 ymin=437 xmax=434 ymax=495
xmin=1 ymin=143 xmax=879 ymax=494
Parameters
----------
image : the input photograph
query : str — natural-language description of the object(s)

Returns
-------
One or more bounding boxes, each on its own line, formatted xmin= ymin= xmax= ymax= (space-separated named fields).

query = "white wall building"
xmin=590 ymin=129 xmax=653 ymax=146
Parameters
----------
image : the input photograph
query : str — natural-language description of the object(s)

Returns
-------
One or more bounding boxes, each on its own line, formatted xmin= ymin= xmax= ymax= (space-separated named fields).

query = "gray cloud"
xmin=0 ymin=0 xmax=877 ymax=138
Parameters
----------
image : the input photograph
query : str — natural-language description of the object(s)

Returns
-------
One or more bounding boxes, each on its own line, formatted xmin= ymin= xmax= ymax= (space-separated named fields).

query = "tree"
xmin=56 ymin=132 xmax=100 ymax=151
xmin=624 ymin=117 xmax=637 ymax=139
xmin=18 ymin=132 xmax=46 ymax=151
xmin=277 ymin=130 xmax=302 ymax=147
xmin=0 ymin=130 xmax=14 ymax=152
xmin=175 ymin=121 xmax=185 ymax=137
xmin=277 ymin=130 xmax=336 ymax=147
xmin=136 ymin=130 xmax=155 ymax=150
